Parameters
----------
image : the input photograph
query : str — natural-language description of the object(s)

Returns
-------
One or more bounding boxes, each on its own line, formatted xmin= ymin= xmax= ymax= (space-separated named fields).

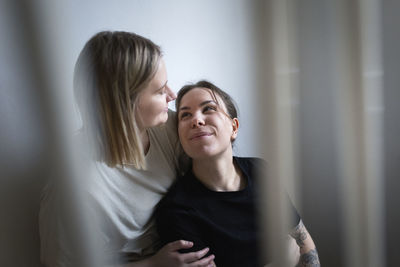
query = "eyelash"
xmin=203 ymin=105 xmax=217 ymax=112
xmin=180 ymin=112 xmax=190 ymax=120
xmin=179 ymin=105 xmax=217 ymax=120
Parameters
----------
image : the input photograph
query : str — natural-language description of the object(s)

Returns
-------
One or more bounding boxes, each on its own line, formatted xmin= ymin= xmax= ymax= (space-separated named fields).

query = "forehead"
xmin=150 ymin=59 xmax=167 ymax=84
xmin=180 ymin=87 xmax=223 ymax=105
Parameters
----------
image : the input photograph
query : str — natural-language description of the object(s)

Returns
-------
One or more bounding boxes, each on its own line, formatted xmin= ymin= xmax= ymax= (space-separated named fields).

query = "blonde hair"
xmin=74 ymin=31 xmax=162 ymax=169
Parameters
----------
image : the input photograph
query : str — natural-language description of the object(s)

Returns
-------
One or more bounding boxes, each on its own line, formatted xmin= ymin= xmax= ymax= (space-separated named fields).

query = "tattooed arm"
xmin=289 ymin=220 xmax=320 ymax=267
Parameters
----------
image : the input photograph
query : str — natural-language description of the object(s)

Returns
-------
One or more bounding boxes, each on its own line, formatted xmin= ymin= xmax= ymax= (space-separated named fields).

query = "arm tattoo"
xmin=291 ymin=220 xmax=321 ymax=267
xmin=290 ymin=220 xmax=308 ymax=247
xmin=297 ymin=248 xmax=320 ymax=267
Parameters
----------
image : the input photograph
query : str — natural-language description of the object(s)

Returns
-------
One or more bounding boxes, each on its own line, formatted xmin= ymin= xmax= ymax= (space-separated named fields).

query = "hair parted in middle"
xmin=74 ymin=31 xmax=162 ymax=169
xmin=176 ymin=80 xmax=238 ymax=121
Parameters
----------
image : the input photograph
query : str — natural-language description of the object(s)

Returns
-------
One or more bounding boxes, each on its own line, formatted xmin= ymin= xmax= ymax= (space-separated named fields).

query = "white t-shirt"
xmin=39 ymin=111 xmax=184 ymax=266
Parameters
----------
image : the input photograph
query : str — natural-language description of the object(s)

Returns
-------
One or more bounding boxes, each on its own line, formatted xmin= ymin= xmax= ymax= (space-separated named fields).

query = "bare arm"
xmin=289 ymin=220 xmax=320 ymax=267
xmin=122 ymin=240 xmax=215 ymax=267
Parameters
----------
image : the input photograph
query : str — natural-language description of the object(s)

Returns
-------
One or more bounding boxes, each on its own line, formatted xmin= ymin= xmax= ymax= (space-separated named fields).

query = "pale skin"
xmin=265 ymin=223 xmax=320 ymax=267
xmin=124 ymin=62 xmax=215 ymax=267
xmin=177 ymin=89 xmax=240 ymax=192
xmin=178 ymin=88 xmax=320 ymax=267
xmin=123 ymin=241 xmax=215 ymax=267
xmin=289 ymin=220 xmax=320 ymax=267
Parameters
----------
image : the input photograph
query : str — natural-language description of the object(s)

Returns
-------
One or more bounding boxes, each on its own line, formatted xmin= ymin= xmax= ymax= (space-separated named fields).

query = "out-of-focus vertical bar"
xmin=13 ymin=1 xmax=99 ymax=266
xmin=258 ymin=0 xmax=300 ymax=266
xmin=334 ymin=0 xmax=385 ymax=266
xmin=333 ymin=0 xmax=363 ymax=265
xmin=359 ymin=0 xmax=385 ymax=266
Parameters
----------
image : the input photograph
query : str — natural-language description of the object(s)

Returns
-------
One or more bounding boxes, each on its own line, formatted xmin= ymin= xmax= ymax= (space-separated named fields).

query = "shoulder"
xmin=234 ymin=157 xmax=268 ymax=187
xmin=234 ymin=156 xmax=266 ymax=164
xmin=234 ymin=156 xmax=267 ymax=172
xmin=167 ymin=109 xmax=178 ymax=127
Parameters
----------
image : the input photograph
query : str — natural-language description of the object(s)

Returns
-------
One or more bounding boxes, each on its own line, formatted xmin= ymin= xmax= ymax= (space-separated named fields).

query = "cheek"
xmin=217 ymin=121 xmax=233 ymax=140
xmin=178 ymin=124 xmax=186 ymax=140
xmin=147 ymin=98 xmax=165 ymax=116
xmin=178 ymin=123 xmax=192 ymax=147
xmin=137 ymin=95 xmax=151 ymax=113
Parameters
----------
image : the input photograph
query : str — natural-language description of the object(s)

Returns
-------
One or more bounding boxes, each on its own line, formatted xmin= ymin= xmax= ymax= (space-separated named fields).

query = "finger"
xmin=188 ymin=254 xmax=215 ymax=267
xmin=165 ymin=240 xmax=194 ymax=251
xmin=181 ymin=247 xmax=210 ymax=263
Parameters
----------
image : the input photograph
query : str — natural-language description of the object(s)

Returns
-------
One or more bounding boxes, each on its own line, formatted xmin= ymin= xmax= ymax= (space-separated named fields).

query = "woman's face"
xmin=177 ymin=88 xmax=238 ymax=160
xmin=136 ymin=59 xmax=176 ymax=130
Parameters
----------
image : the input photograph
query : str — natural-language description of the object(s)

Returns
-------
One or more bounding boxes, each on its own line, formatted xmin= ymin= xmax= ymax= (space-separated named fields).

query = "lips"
xmin=189 ymin=131 xmax=212 ymax=140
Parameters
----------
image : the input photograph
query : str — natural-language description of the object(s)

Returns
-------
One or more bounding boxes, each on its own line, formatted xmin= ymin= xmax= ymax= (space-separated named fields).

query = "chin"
xmin=187 ymin=150 xmax=216 ymax=160
xmin=161 ymin=115 xmax=169 ymax=124
xmin=154 ymin=115 xmax=168 ymax=126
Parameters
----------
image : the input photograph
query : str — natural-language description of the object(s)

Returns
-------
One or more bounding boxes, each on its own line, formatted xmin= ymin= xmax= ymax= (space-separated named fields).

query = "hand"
xmin=149 ymin=240 xmax=215 ymax=267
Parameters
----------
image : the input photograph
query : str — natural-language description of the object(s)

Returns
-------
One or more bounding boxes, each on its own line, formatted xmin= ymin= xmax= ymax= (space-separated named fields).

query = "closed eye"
xmin=158 ymin=87 xmax=166 ymax=95
xmin=156 ymin=81 xmax=168 ymax=94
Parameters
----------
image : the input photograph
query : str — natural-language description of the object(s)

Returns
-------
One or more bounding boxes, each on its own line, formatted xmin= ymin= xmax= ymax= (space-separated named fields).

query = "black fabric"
xmin=155 ymin=157 xmax=300 ymax=267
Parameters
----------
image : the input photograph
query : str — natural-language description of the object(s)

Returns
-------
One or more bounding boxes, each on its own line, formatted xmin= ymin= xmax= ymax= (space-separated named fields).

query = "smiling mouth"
xmin=190 ymin=132 xmax=212 ymax=140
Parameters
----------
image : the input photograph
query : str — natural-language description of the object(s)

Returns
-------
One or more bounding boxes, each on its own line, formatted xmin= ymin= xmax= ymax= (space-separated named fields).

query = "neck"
xmin=192 ymin=150 xmax=244 ymax=191
xmin=139 ymin=128 xmax=150 ymax=155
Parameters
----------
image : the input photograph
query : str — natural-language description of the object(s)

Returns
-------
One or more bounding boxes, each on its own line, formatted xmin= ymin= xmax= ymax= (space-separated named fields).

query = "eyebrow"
xmin=179 ymin=100 xmax=217 ymax=111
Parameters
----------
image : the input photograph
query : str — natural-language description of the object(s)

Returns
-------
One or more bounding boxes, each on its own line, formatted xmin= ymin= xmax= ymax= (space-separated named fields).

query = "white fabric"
xmin=39 ymin=111 xmax=182 ymax=266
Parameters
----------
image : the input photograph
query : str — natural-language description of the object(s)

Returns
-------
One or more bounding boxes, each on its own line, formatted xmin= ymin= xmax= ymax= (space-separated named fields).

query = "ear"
xmin=231 ymin=118 xmax=239 ymax=141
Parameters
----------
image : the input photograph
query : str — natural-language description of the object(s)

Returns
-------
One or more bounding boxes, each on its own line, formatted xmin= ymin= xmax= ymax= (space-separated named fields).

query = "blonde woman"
xmin=39 ymin=32 xmax=215 ymax=267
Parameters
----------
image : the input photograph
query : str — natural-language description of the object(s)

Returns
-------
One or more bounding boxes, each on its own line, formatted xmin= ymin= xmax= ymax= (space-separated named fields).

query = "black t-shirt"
xmin=155 ymin=157 xmax=300 ymax=267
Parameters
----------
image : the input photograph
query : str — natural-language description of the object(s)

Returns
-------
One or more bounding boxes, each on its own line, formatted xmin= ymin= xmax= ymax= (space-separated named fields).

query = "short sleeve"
xmin=287 ymin=194 xmax=301 ymax=228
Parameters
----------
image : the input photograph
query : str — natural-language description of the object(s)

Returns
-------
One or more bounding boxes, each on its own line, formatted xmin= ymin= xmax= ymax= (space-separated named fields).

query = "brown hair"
xmin=74 ymin=31 xmax=162 ymax=169
xmin=176 ymin=80 xmax=238 ymax=120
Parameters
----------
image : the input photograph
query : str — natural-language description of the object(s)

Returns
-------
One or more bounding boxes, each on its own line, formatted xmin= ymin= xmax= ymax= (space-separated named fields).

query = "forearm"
xmin=290 ymin=220 xmax=320 ymax=267
xmin=296 ymin=248 xmax=319 ymax=267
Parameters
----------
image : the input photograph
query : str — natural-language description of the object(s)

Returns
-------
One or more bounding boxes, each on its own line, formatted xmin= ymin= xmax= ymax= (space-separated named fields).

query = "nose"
xmin=166 ymin=85 xmax=176 ymax=102
xmin=191 ymin=115 xmax=205 ymax=128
